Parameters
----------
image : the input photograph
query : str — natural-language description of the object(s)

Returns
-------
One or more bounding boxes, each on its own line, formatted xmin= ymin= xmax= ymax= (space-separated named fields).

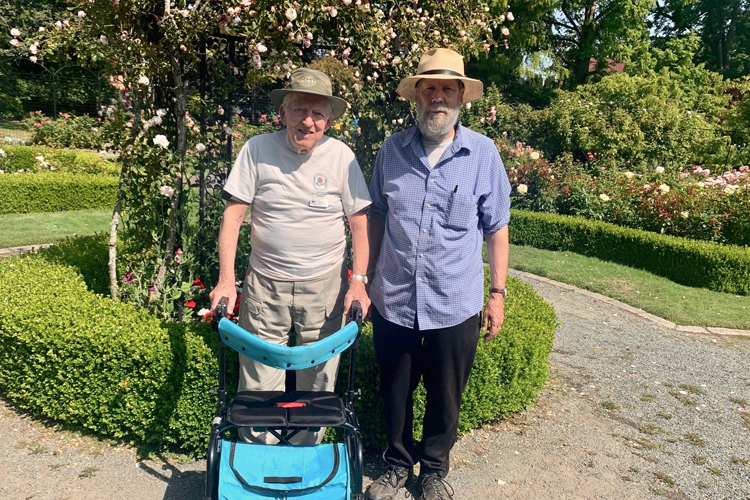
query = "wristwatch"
xmin=490 ymin=287 xmax=507 ymax=298
xmin=351 ymin=273 xmax=368 ymax=285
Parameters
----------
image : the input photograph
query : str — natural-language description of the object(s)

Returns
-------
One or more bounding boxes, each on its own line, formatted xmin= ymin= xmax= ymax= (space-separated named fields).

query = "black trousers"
xmin=372 ymin=307 xmax=480 ymax=477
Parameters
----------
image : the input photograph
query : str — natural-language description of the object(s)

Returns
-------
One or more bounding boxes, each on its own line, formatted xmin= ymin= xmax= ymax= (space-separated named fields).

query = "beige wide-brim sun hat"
xmin=397 ymin=48 xmax=483 ymax=103
xmin=270 ymin=68 xmax=349 ymax=120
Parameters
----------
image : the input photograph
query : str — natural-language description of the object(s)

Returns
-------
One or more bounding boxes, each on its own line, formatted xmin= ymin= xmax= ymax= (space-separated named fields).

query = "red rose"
xmin=192 ymin=278 xmax=206 ymax=289
xmin=203 ymin=311 xmax=214 ymax=323
xmin=186 ymin=300 xmax=196 ymax=309
xmin=233 ymin=294 xmax=241 ymax=316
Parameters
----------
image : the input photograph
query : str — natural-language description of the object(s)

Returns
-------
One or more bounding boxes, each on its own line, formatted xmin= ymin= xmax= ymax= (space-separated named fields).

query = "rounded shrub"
xmin=0 ymin=250 xmax=557 ymax=454
xmin=0 ymin=256 xmax=218 ymax=452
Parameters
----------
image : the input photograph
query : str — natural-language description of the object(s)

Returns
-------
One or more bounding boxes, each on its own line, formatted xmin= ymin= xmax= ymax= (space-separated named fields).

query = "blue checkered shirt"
xmin=369 ymin=123 xmax=511 ymax=330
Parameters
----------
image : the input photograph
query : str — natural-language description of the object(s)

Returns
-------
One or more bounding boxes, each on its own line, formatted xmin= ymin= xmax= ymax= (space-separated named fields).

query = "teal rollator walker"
xmin=205 ymin=298 xmax=365 ymax=500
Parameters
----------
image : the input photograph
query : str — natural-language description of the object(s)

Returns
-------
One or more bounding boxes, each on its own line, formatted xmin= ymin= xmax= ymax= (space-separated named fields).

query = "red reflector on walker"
xmin=274 ymin=402 xmax=307 ymax=408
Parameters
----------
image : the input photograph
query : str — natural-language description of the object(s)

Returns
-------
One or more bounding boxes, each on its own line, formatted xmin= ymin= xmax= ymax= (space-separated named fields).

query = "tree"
xmin=651 ymin=0 xmax=750 ymax=78
xmin=546 ymin=0 xmax=655 ymax=84
xmin=11 ymin=0 xmax=505 ymax=312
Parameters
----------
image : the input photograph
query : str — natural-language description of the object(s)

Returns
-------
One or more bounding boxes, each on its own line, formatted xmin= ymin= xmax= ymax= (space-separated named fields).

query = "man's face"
xmin=415 ymin=78 xmax=464 ymax=142
xmin=279 ymin=93 xmax=333 ymax=154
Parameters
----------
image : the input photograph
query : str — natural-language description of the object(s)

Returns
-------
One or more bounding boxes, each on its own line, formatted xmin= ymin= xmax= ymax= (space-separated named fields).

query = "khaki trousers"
xmin=237 ymin=262 xmax=348 ymax=444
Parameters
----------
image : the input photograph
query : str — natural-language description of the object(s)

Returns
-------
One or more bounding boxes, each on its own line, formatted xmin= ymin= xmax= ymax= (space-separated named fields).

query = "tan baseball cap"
xmin=270 ymin=68 xmax=348 ymax=120
xmin=397 ymin=48 xmax=483 ymax=103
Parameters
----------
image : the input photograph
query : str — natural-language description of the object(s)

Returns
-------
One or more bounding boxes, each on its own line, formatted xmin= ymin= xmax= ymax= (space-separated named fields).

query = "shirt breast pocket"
xmin=445 ymin=193 xmax=479 ymax=230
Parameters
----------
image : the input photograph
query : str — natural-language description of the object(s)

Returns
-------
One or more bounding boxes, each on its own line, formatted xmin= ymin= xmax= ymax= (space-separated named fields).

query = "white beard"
xmin=416 ymin=102 xmax=460 ymax=142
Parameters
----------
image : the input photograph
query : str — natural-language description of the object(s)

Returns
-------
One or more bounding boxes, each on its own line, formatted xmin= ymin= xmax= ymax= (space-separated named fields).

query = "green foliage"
xmin=651 ymin=0 xmax=750 ymax=78
xmin=0 ymin=173 xmax=117 ymax=214
xmin=37 ymin=234 xmax=115 ymax=296
xmin=26 ymin=113 xmax=108 ymax=150
xmin=0 ymin=256 xmax=216 ymax=451
xmin=0 ymin=255 xmax=556 ymax=453
xmin=529 ymin=72 xmax=730 ymax=168
xmin=509 ymin=209 xmax=750 ymax=295
xmin=0 ymin=94 xmax=24 ymax=119
xmin=0 ymin=144 xmax=119 ymax=175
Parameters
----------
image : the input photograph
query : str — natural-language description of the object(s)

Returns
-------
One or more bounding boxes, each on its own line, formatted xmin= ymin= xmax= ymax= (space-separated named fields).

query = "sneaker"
xmin=365 ymin=465 xmax=413 ymax=500
xmin=417 ymin=473 xmax=454 ymax=500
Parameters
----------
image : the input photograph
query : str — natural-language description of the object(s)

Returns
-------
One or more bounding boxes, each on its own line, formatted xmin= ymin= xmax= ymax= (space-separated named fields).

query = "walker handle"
xmin=212 ymin=297 xmax=228 ymax=333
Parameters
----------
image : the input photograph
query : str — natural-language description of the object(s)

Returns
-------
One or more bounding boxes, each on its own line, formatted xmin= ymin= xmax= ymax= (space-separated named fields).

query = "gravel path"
xmin=1 ymin=272 xmax=748 ymax=500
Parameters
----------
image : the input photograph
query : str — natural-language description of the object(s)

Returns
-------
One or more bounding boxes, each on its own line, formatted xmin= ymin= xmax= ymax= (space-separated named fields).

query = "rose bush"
xmin=505 ymin=142 xmax=750 ymax=246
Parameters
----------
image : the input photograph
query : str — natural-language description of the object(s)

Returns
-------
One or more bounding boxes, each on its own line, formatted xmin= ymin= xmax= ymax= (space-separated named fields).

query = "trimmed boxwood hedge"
xmin=0 ymin=173 xmax=117 ymax=214
xmin=0 ymin=145 xmax=119 ymax=176
xmin=0 ymin=250 xmax=557 ymax=454
xmin=510 ymin=209 xmax=750 ymax=296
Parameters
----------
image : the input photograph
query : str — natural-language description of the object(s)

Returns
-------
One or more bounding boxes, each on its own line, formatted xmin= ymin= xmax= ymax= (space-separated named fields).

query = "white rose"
xmin=196 ymin=143 xmax=206 ymax=152
xmin=655 ymin=166 xmax=665 ymax=174
xmin=0 ymin=149 xmax=6 ymax=157
xmin=658 ymin=184 xmax=670 ymax=193
xmin=624 ymin=171 xmax=634 ymax=179
xmin=138 ymin=75 xmax=150 ymax=86
xmin=516 ymin=184 xmax=528 ymax=194
xmin=10 ymin=28 xmax=20 ymax=37
xmin=529 ymin=152 xmax=540 ymax=160
xmin=159 ymin=185 xmax=175 ymax=197
xmin=506 ymin=12 xmax=514 ymax=21
xmin=157 ymin=109 xmax=167 ymax=117
xmin=153 ymin=134 xmax=169 ymax=148
xmin=285 ymin=7 xmax=297 ymax=21
xmin=599 ymin=193 xmax=610 ymax=201
xmin=77 ymin=10 xmax=86 ymax=19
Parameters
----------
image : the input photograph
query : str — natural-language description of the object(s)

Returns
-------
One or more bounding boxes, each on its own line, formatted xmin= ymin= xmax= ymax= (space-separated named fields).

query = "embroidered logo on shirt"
xmin=313 ymin=174 xmax=328 ymax=193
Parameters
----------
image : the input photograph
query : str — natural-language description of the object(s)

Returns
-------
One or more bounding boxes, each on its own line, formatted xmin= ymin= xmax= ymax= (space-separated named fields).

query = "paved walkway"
xmin=0 ymin=243 xmax=54 ymax=258
xmin=2 ymin=271 xmax=749 ymax=499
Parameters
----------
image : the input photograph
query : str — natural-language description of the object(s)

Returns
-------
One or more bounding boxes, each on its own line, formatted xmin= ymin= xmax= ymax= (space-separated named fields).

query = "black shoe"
xmin=365 ymin=465 xmax=412 ymax=500
xmin=417 ymin=473 xmax=454 ymax=500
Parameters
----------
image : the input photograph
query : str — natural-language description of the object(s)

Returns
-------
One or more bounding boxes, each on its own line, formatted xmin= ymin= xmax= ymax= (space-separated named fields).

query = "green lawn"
xmin=503 ymin=244 xmax=750 ymax=330
xmin=0 ymin=208 xmax=111 ymax=248
xmin=0 ymin=121 xmax=33 ymax=142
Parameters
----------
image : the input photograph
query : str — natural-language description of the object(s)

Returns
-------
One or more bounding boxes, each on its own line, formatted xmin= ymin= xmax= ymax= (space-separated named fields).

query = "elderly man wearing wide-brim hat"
xmin=210 ymin=68 xmax=372 ymax=444
xmin=365 ymin=48 xmax=512 ymax=500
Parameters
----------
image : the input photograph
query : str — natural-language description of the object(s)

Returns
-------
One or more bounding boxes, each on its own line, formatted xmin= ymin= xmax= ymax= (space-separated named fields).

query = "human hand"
xmin=209 ymin=280 xmax=238 ymax=317
xmin=481 ymin=295 xmax=505 ymax=342
xmin=344 ymin=279 xmax=371 ymax=322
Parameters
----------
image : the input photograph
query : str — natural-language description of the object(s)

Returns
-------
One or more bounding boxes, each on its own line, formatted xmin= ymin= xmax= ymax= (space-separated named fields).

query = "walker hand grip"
xmin=213 ymin=297 xmax=228 ymax=332
xmin=350 ymin=301 xmax=363 ymax=332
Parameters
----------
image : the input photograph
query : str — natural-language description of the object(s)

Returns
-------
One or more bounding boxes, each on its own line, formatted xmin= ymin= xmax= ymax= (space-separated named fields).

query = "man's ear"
xmin=323 ymin=114 xmax=333 ymax=132
xmin=279 ymin=105 xmax=288 ymax=126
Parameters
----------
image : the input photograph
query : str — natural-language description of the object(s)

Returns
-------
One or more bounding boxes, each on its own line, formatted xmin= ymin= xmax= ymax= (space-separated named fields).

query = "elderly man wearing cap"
xmin=365 ymin=49 xmax=512 ymax=500
xmin=209 ymin=68 xmax=371 ymax=445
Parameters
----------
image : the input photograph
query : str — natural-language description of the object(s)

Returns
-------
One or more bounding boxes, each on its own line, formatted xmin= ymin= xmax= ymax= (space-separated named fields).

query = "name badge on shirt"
xmin=309 ymin=198 xmax=329 ymax=209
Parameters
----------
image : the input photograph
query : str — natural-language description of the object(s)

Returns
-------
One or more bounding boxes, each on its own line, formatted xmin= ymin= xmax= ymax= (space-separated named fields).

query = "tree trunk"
xmin=108 ymin=89 xmax=141 ymax=299
xmin=574 ymin=1 xmax=598 ymax=84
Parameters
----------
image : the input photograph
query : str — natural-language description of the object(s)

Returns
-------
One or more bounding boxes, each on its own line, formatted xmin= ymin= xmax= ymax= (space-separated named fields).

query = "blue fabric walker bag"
xmin=218 ymin=439 xmax=351 ymax=499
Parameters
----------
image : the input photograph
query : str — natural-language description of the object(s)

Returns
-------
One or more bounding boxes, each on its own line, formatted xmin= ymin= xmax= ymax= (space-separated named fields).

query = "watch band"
xmin=351 ymin=273 xmax=368 ymax=285
xmin=489 ymin=287 xmax=507 ymax=298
